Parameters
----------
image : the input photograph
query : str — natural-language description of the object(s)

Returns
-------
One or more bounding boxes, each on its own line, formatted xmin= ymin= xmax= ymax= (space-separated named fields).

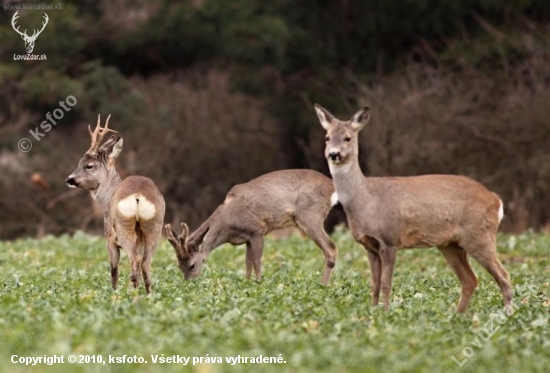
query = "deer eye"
xmin=188 ymin=263 xmax=196 ymax=271
xmin=85 ymin=164 xmax=94 ymax=170
xmin=344 ymin=137 xmax=352 ymax=142
xmin=325 ymin=136 xmax=330 ymax=142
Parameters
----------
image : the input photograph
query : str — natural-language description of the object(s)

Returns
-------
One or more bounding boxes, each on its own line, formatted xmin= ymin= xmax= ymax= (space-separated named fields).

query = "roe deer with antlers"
xmin=314 ymin=104 xmax=512 ymax=312
xmin=66 ymin=115 xmax=165 ymax=292
xmin=165 ymin=169 xmax=338 ymax=284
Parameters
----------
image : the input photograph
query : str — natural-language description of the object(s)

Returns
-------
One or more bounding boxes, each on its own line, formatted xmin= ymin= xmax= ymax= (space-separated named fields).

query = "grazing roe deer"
xmin=165 ymin=169 xmax=338 ymax=284
xmin=314 ymin=104 xmax=512 ymax=312
xmin=66 ymin=115 xmax=165 ymax=292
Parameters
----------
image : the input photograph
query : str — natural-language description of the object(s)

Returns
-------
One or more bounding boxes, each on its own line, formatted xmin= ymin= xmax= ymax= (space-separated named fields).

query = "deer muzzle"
xmin=65 ymin=176 xmax=78 ymax=188
xmin=328 ymin=151 xmax=342 ymax=163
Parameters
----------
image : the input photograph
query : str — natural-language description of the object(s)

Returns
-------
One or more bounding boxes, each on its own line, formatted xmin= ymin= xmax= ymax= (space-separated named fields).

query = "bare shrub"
xmin=0 ymin=69 xmax=283 ymax=239
xmin=126 ymin=69 xmax=284 ymax=230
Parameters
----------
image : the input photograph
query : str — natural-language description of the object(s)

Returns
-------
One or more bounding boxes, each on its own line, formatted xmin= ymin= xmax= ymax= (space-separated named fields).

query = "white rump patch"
xmin=330 ymin=192 xmax=339 ymax=206
xmin=498 ymin=200 xmax=504 ymax=223
xmin=117 ymin=194 xmax=156 ymax=221
xmin=117 ymin=195 xmax=138 ymax=219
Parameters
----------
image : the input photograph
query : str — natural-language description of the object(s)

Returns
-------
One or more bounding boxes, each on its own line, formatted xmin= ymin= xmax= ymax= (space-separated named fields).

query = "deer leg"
xmin=130 ymin=237 xmax=143 ymax=290
xmin=245 ymin=241 xmax=253 ymax=280
xmin=141 ymin=253 xmax=152 ymax=293
xmin=116 ymin=231 xmax=140 ymax=289
xmin=250 ymin=234 xmax=264 ymax=281
xmin=365 ymin=249 xmax=382 ymax=306
xmin=130 ymin=255 xmax=141 ymax=288
xmin=358 ymin=236 xmax=382 ymax=306
xmin=106 ymin=240 xmax=120 ymax=290
xmin=437 ymin=243 xmax=478 ymax=313
xmin=295 ymin=217 xmax=338 ymax=285
xmin=141 ymin=227 xmax=161 ymax=293
xmin=379 ymin=244 xmax=397 ymax=311
xmin=463 ymin=236 xmax=512 ymax=310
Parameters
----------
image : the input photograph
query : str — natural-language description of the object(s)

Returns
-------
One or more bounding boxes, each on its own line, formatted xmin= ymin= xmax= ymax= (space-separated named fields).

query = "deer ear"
xmin=187 ymin=226 xmax=209 ymax=252
xmin=314 ymin=104 xmax=335 ymax=130
xmin=351 ymin=106 xmax=370 ymax=131
xmin=98 ymin=135 xmax=117 ymax=151
xmin=106 ymin=137 xmax=123 ymax=161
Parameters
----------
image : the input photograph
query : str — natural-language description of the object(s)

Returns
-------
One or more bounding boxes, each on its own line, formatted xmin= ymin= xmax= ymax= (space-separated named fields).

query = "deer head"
xmin=11 ymin=11 xmax=49 ymax=54
xmin=66 ymin=115 xmax=120 ymax=191
xmin=165 ymin=223 xmax=207 ymax=279
xmin=314 ymin=104 xmax=370 ymax=167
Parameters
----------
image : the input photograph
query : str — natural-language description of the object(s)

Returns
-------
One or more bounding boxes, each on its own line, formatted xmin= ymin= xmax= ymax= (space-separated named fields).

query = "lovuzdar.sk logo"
xmin=11 ymin=10 xmax=48 ymax=61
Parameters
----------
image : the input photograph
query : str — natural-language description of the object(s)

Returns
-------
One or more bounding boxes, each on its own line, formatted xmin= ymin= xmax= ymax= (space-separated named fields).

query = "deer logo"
xmin=11 ymin=11 xmax=49 ymax=54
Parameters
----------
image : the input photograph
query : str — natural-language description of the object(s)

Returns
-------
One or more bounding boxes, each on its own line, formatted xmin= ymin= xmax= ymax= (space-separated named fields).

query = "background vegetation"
xmin=1 ymin=0 xmax=549 ymax=237
xmin=0 ymin=231 xmax=548 ymax=372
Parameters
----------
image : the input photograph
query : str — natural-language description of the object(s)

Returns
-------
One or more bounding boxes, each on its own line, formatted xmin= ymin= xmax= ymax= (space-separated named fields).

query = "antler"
xmin=11 ymin=11 xmax=27 ymax=38
xmin=165 ymin=223 xmax=190 ymax=259
xmin=87 ymin=114 xmax=117 ymax=155
xmin=31 ymin=13 xmax=49 ymax=39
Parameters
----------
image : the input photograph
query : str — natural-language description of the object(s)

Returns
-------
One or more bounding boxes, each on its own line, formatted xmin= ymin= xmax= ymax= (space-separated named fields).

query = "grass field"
xmin=0 ymin=229 xmax=548 ymax=373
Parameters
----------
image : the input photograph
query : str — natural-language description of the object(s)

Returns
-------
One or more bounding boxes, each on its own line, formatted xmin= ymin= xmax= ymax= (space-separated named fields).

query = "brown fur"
xmin=66 ymin=119 xmax=165 ymax=293
xmin=166 ymin=169 xmax=338 ymax=284
xmin=315 ymin=104 xmax=512 ymax=312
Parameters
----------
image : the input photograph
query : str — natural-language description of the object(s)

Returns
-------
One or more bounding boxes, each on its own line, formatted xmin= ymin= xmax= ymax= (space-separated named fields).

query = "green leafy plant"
xmin=0 ymin=231 xmax=548 ymax=372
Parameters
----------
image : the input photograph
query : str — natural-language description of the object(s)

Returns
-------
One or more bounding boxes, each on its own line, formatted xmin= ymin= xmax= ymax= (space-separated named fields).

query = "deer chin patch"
xmin=328 ymin=161 xmax=352 ymax=175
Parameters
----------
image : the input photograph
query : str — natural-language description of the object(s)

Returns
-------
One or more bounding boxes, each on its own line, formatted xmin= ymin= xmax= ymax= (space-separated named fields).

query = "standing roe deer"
xmin=165 ymin=169 xmax=338 ymax=284
xmin=66 ymin=115 xmax=165 ymax=293
xmin=314 ymin=104 xmax=512 ymax=312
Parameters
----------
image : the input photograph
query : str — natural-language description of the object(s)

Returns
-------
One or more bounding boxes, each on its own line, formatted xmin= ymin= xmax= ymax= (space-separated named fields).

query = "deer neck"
xmin=329 ymin=160 xmax=370 ymax=207
xmin=91 ymin=168 xmax=122 ymax=214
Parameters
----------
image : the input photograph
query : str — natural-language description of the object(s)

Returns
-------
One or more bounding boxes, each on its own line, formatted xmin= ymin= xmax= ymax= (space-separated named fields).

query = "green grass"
xmin=0 ymin=229 xmax=549 ymax=373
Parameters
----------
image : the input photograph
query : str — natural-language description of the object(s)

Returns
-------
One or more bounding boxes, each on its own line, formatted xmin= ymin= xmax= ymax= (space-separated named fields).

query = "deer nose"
xmin=66 ymin=177 xmax=78 ymax=188
xmin=328 ymin=151 xmax=341 ymax=161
